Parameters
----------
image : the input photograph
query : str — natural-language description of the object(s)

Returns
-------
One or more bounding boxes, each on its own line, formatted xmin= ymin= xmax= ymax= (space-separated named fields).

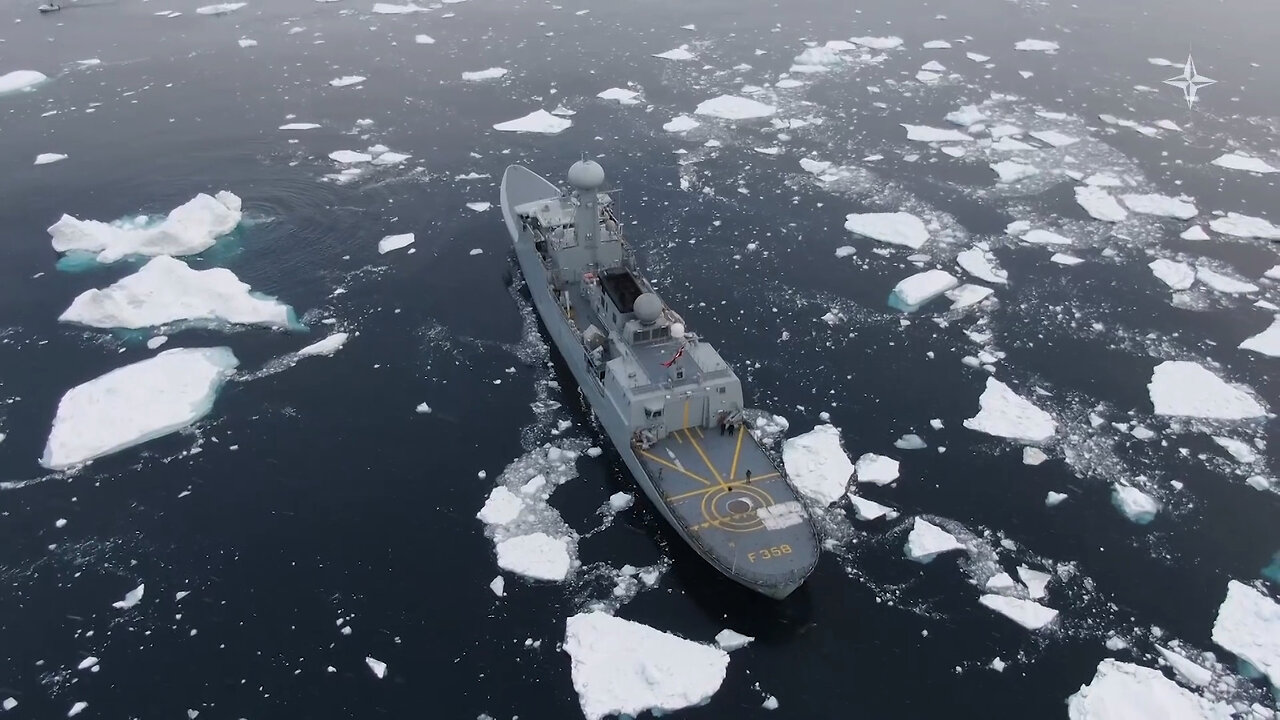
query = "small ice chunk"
xmin=279 ymin=122 xmax=320 ymax=130
xmin=1074 ymin=186 xmax=1128 ymax=222
xmin=296 ymin=332 xmax=349 ymax=357
xmin=963 ymin=377 xmax=1056 ymax=444
xmin=0 ymin=70 xmax=49 ymax=94
xmin=986 ymin=572 xmax=1017 ymax=592
xmin=466 ymin=202 xmax=492 ymax=212
xmin=1120 ymin=193 xmax=1198 ymax=220
xmin=489 ymin=575 xmax=505 ymax=597
xmin=195 ymin=2 xmax=246 ymax=14
xmin=1023 ymin=447 xmax=1048 ymax=465
xmin=1045 ymin=491 xmax=1068 ymax=507
xmin=35 ymin=153 xmax=68 ymax=165
xmin=415 ymin=403 xmax=432 ymax=414
xmin=462 ymin=67 xmax=508 ymax=81
xmin=1111 ymin=484 xmax=1159 ymax=524
xmin=978 ymin=595 xmax=1058 ymax=629
xmin=922 ymin=39 xmax=952 ymax=49
xmin=564 ymin=612 xmax=729 ymax=720
xmin=1212 ymin=580 xmax=1280 ymax=689
xmin=922 ymin=60 xmax=947 ymax=72
xmin=956 ymin=248 xmax=1007 ymax=284
xmin=365 ymin=657 xmax=387 ymax=679
xmin=112 ymin=583 xmax=145 ymax=610
xmin=495 ymin=532 xmax=572 ymax=581
xmin=328 ymin=75 xmax=367 ymax=87
xmin=1180 ymin=225 xmax=1210 ymax=241
xmin=663 ymin=116 xmax=700 ymax=133
xmin=68 ymin=702 xmax=88 ymax=718
xmin=77 ymin=656 xmax=99 ymax=670
xmin=330 ymin=150 xmax=372 ymax=163
xmin=372 ymin=2 xmax=428 ymax=13
xmin=945 ymin=105 xmax=985 ymax=126
xmin=894 ymin=434 xmax=927 ymax=450
xmin=477 ymin=486 xmax=524 ymax=525
xmin=694 ymin=95 xmax=777 ymax=120
xmin=49 ymin=191 xmax=242 ymax=264
xmin=1211 ymin=153 xmax=1278 ymax=174
xmin=1017 ymin=566 xmax=1051 ymax=600
xmin=42 ymin=349 xmax=238 ymax=470
xmin=940 ymin=146 xmax=967 ymax=158
xmin=1196 ymin=268 xmax=1258 ymax=294
xmin=1156 ymin=646 xmax=1213 ymax=687
xmin=59 ymin=256 xmax=296 ymax=330
xmin=762 ymin=695 xmax=779 ymax=710
xmin=1084 ymin=172 xmax=1125 ymax=187
xmin=849 ymin=36 xmax=903 ymax=50
xmin=1067 ymin=659 xmax=1233 ymax=719
xmin=238 ymin=38 xmax=258 ymax=48
xmin=1030 ymin=130 xmax=1078 ymax=147
xmin=2 ymin=698 xmax=16 ymax=711
xmin=1022 ymin=229 xmax=1074 ymax=245
xmin=372 ymin=151 xmax=411 ymax=166
xmin=714 ymin=629 xmax=753 ymax=651
xmin=597 ymin=87 xmax=640 ymax=104
xmin=854 ymin=453 xmax=899 ymax=485
xmin=1014 ymin=39 xmax=1059 ymax=52
xmin=990 ymin=160 xmax=1039 ymax=183
xmin=1211 ymin=436 xmax=1257 ymax=464
xmin=847 ymin=494 xmax=898 ymax=521
xmin=1148 ymin=361 xmax=1265 ymax=419
xmin=608 ymin=492 xmax=633 ymax=512
xmin=905 ymin=518 xmax=965 ymax=563
xmin=378 ymin=233 xmax=415 ymax=254
xmin=1149 ymin=259 xmax=1195 ymax=290
xmin=1240 ymin=317 xmax=1280 ymax=357
xmin=782 ymin=424 xmax=854 ymax=505
xmin=844 ymin=212 xmax=929 ymax=249
xmin=891 ymin=269 xmax=958 ymax=310
xmin=901 ymin=124 xmax=972 ymax=143
xmin=493 ymin=109 xmax=572 ymax=134
xmin=947 ymin=284 xmax=994 ymax=309
xmin=147 ymin=335 xmax=169 ymax=349
xmin=1208 ymin=213 xmax=1280 ymax=240
xmin=653 ymin=47 xmax=695 ymax=61
xmin=1051 ymin=253 xmax=1085 ymax=266
xmin=414 ymin=34 xmax=435 ymax=44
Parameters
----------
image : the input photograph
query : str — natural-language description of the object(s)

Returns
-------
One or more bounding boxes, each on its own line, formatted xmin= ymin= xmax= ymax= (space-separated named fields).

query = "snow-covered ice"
xmin=1120 ymin=194 xmax=1198 ymax=220
xmin=1208 ymin=213 xmax=1280 ymax=240
xmin=956 ymin=248 xmax=1008 ymax=284
xmin=653 ymin=47 xmax=695 ymax=61
xmin=1066 ymin=659 xmax=1232 ymax=719
xmin=462 ymin=67 xmax=508 ymax=81
xmin=371 ymin=2 xmax=428 ymax=13
xmin=489 ymin=575 xmax=505 ymax=597
xmin=329 ymin=150 xmax=372 ymax=163
xmin=1156 ymin=647 xmax=1213 ymax=688
xmin=1181 ymin=226 xmax=1210 ymax=241
xmin=35 ymin=153 xmax=68 ymax=165
xmin=694 ymin=95 xmax=777 ymax=120
xmin=1022 ymin=229 xmax=1073 ymax=245
xmin=1212 ymin=436 xmax=1258 ymax=464
xmin=296 ymin=332 xmax=349 ymax=357
xmin=781 ymin=424 xmax=854 ymax=505
xmin=1147 ymin=361 xmax=1265 ymax=420
xmin=365 ymin=657 xmax=387 ymax=679
xmin=564 ymin=612 xmax=729 ymax=720
xmin=1051 ymin=253 xmax=1085 ymax=266
xmin=41 ymin=348 xmax=238 ymax=470
xmin=1211 ymin=580 xmax=1280 ymax=689
xmin=990 ymin=160 xmax=1039 ymax=183
xmin=1112 ymin=484 xmax=1160 ymax=524
xmin=1240 ymin=317 xmax=1280 ymax=357
xmin=849 ymin=36 xmax=903 ymax=50
xmin=597 ymin=87 xmax=640 ymax=104
xmin=372 ymin=151 xmax=410 ymax=166
xmin=1196 ymin=268 xmax=1258 ymax=294
xmin=945 ymin=105 xmax=985 ymax=127
xmin=1046 ymin=491 xmax=1068 ymax=507
xmin=978 ymin=595 xmax=1058 ymax=630
xmin=1149 ymin=259 xmax=1195 ymax=291
xmin=112 ymin=583 xmax=145 ymax=610
xmin=663 ymin=116 xmax=700 ymax=133
xmin=1074 ymin=186 xmax=1128 ymax=222
xmin=947 ymin=284 xmax=994 ymax=309
xmin=891 ymin=269 xmax=958 ymax=310
xmin=495 ymin=532 xmax=572 ymax=581
xmin=328 ymin=75 xmax=366 ymax=87
xmin=844 ymin=212 xmax=929 ymax=249
xmin=279 ymin=122 xmax=320 ymax=130
xmin=1018 ymin=566 xmax=1051 ymax=600
xmin=49 ymin=191 xmax=242 ymax=264
xmin=0 ymin=70 xmax=48 ymax=94
xmin=608 ymin=492 xmax=633 ymax=512
xmin=415 ymin=34 xmax=435 ymax=44
xmin=1211 ymin=153 xmax=1278 ymax=174
xmin=905 ymin=518 xmax=965 ymax=563
xmin=963 ymin=377 xmax=1056 ymax=444
xmin=195 ymin=2 xmax=246 ymax=14
xmin=1030 ymin=130 xmax=1079 ymax=147
xmin=854 ymin=453 xmax=899 ymax=485
xmin=59 ymin=256 xmax=297 ymax=331
xmin=1023 ymin=447 xmax=1048 ymax=465
xmin=848 ymin=494 xmax=899 ymax=521
xmin=901 ymin=124 xmax=972 ymax=143
xmin=493 ymin=109 xmax=572 ymax=134
xmin=714 ymin=629 xmax=753 ymax=651
xmin=378 ymin=233 xmax=415 ymax=254
xmin=1014 ymin=39 xmax=1059 ymax=52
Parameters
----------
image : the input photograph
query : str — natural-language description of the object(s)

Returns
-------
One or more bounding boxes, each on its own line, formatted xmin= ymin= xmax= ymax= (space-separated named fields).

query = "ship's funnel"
xmin=633 ymin=293 xmax=662 ymax=325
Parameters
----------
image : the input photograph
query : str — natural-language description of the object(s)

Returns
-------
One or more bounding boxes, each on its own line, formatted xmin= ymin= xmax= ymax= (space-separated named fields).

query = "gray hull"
xmin=501 ymin=164 xmax=819 ymax=599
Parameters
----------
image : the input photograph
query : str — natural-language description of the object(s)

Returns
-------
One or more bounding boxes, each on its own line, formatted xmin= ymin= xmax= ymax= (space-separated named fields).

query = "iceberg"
xmin=1212 ymin=580 xmax=1280 ymax=689
xmin=694 ymin=95 xmax=777 ymax=120
xmin=1148 ymin=361 xmax=1265 ymax=420
xmin=0 ymin=70 xmax=49 ymax=94
xmin=564 ymin=612 xmax=729 ymax=720
xmin=49 ymin=191 xmax=242 ymax=264
xmin=41 ymin=348 xmax=239 ymax=470
xmin=59 ymin=256 xmax=298 ymax=331
xmin=854 ymin=452 xmax=899 ymax=485
xmin=890 ymin=270 xmax=958 ymax=310
xmin=905 ymin=518 xmax=964 ymax=563
xmin=781 ymin=424 xmax=854 ymax=505
xmin=495 ymin=532 xmax=572 ymax=581
xmin=1066 ymin=659 xmax=1233 ymax=719
xmin=1240 ymin=317 xmax=1280 ymax=357
xmin=978 ymin=595 xmax=1058 ymax=630
xmin=844 ymin=212 xmax=929 ymax=249
xmin=493 ymin=109 xmax=572 ymax=134
xmin=963 ymin=377 xmax=1056 ymax=444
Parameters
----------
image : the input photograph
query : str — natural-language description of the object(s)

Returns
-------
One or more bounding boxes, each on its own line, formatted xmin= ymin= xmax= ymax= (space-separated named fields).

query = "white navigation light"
xmin=670 ymin=322 xmax=685 ymax=339
xmin=568 ymin=159 xmax=606 ymax=190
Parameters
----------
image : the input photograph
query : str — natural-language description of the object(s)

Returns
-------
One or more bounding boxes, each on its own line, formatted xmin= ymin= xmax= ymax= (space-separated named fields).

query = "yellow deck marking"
xmin=685 ymin=429 xmax=725 ymax=485
xmin=695 ymin=426 xmax=704 ymax=438
xmin=728 ymin=425 xmax=745 ymax=481
xmin=665 ymin=485 xmax=721 ymax=503
xmin=682 ymin=399 xmax=690 ymax=430
xmin=639 ymin=450 xmax=710 ymax=486
xmin=672 ymin=431 xmax=683 ymax=444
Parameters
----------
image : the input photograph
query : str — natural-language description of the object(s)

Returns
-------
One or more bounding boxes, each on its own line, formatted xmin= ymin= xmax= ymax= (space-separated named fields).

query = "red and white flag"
xmin=661 ymin=344 xmax=685 ymax=368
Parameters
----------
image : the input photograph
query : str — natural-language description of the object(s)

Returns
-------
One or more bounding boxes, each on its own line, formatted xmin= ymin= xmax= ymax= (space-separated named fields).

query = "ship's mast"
xmin=568 ymin=158 xmax=606 ymax=267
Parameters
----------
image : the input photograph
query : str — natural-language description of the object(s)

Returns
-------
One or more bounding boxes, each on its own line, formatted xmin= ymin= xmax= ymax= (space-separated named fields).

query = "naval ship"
xmin=500 ymin=159 xmax=820 ymax=599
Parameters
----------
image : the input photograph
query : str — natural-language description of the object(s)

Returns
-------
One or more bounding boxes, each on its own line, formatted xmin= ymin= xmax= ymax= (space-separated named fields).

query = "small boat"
xmin=38 ymin=3 xmax=62 ymax=13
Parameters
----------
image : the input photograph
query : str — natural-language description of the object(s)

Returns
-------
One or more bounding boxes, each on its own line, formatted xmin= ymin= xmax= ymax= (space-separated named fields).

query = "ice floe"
xmin=1181 ymin=226 xmax=1210 ymax=240
xmin=1211 ymin=436 xmax=1258 ymax=464
xmin=0 ymin=70 xmax=49 ymax=94
xmin=1023 ymin=447 xmax=1048 ymax=465
xmin=1018 ymin=566 xmax=1051 ymax=599
xmin=1029 ymin=130 xmax=1079 ymax=147
xmin=415 ymin=34 xmax=435 ymax=44
xmin=978 ymin=595 xmax=1058 ymax=630
xmin=365 ymin=657 xmax=387 ymax=679
xmin=1022 ymin=229 xmax=1073 ymax=245
xmin=597 ymin=87 xmax=641 ymax=104
xmin=843 ymin=212 xmax=928 ymax=249
xmin=59 ymin=256 xmax=297 ymax=331
xmin=462 ymin=67 xmax=508 ymax=81
xmin=663 ymin=116 xmax=700 ymax=133
xmin=112 ymin=583 xmax=145 ymax=609
xmin=41 ymin=348 xmax=238 ymax=470
xmin=947 ymin=284 xmax=994 ymax=309
xmin=371 ymin=2 xmax=428 ymax=13
xmin=781 ymin=424 xmax=854 ymax=505
xmin=297 ymin=332 xmax=349 ymax=357
xmin=564 ymin=612 xmax=729 ymax=720
xmin=1066 ymin=659 xmax=1232 ymax=719
xmin=35 ymin=153 xmax=68 ymax=165
xmin=279 ymin=122 xmax=320 ymax=130
xmin=1196 ymin=268 xmax=1257 ymax=294
xmin=963 ymin=377 xmax=1055 ymax=444
xmin=1208 ymin=213 xmax=1280 ymax=240
xmin=956 ymin=248 xmax=1008 ymax=284
xmin=328 ymin=75 xmax=366 ymax=87
xmin=69 ymin=702 xmax=88 ymax=717
xmin=1149 ymin=259 xmax=1195 ymax=290
xmin=905 ymin=518 xmax=965 ymax=563
xmin=1120 ymin=193 xmax=1198 ymax=220
xmin=378 ymin=233 xmax=414 ymax=254
xmin=195 ymin=2 xmax=246 ymax=14
xmin=1211 ymin=153 xmax=1278 ymax=174
xmin=991 ymin=160 xmax=1039 ymax=183
xmin=901 ymin=124 xmax=971 ymax=143
xmin=238 ymin=38 xmax=257 ymax=47
xmin=1240 ymin=317 xmax=1280 ymax=357
xmin=847 ymin=494 xmax=899 ymax=521
xmin=1014 ymin=39 xmax=1059 ymax=52
xmin=49 ymin=191 xmax=242 ymax=264
xmin=478 ymin=443 xmax=584 ymax=583
xmin=329 ymin=150 xmax=372 ymax=163
xmin=1074 ymin=186 xmax=1128 ymax=222
xmin=493 ymin=109 xmax=572 ymax=134
xmin=694 ymin=95 xmax=776 ymax=120
xmin=891 ymin=269 xmax=958 ymax=311
xmin=1111 ymin=484 xmax=1159 ymax=524
xmin=854 ymin=453 xmax=899 ymax=485
xmin=714 ymin=629 xmax=753 ymax=651
xmin=849 ymin=36 xmax=903 ymax=50
xmin=1046 ymin=491 xmax=1068 ymax=507
xmin=1051 ymin=253 xmax=1085 ymax=266
xmin=1212 ymin=580 xmax=1280 ymax=689
xmin=1155 ymin=646 xmax=1213 ymax=688
xmin=496 ymin=532 xmax=572 ymax=581
xmin=1147 ymin=361 xmax=1265 ymax=420
xmin=653 ymin=47 xmax=695 ymax=61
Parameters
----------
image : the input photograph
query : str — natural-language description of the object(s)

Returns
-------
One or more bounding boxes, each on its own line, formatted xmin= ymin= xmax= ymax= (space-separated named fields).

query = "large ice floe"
xmin=1208 ymin=213 xmax=1280 ymax=240
xmin=1239 ymin=317 xmax=1280 ymax=357
xmin=1074 ymin=186 xmax=1128 ymax=222
xmin=492 ymin=109 xmax=572 ymax=134
xmin=49 ymin=191 xmax=242 ymax=264
xmin=781 ymin=424 xmax=854 ymax=505
xmin=40 ymin=347 xmax=239 ymax=470
xmin=978 ymin=595 xmax=1058 ymax=630
xmin=963 ymin=377 xmax=1057 ymax=444
xmin=854 ymin=453 xmax=899 ymax=485
xmin=843 ymin=212 xmax=929 ymax=249
xmin=1066 ymin=659 xmax=1233 ymax=719
xmin=1120 ymin=193 xmax=1198 ymax=220
xmin=693 ymin=95 xmax=777 ymax=120
xmin=889 ymin=270 xmax=958 ymax=311
xmin=1149 ymin=259 xmax=1196 ymax=291
xmin=0 ymin=70 xmax=49 ymax=94
xmin=478 ymin=442 xmax=585 ymax=582
xmin=564 ymin=612 xmax=729 ymax=720
xmin=1211 ymin=153 xmax=1278 ymax=174
xmin=904 ymin=518 xmax=965 ymax=563
xmin=58 ymin=256 xmax=298 ymax=331
xmin=956 ymin=248 xmax=1008 ymax=285
xmin=1147 ymin=361 xmax=1265 ymax=420
xmin=1212 ymin=580 xmax=1280 ymax=689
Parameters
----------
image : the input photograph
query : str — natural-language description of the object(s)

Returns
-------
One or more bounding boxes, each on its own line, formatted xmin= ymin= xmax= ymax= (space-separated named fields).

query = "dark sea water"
xmin=2 ymin=0 xmax=1279 ymax=718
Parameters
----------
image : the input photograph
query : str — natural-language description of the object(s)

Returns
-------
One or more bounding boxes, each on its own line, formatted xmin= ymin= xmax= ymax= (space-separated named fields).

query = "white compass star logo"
xmin=1164 ymin=54 xmax=1216 ymax=109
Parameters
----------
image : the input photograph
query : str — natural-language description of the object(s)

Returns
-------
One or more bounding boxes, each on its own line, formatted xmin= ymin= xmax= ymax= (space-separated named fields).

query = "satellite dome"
xmin=568 ymin=159 xmax=606 ymax=190
xmin=633 ymin=293 xmax=662 ymax=324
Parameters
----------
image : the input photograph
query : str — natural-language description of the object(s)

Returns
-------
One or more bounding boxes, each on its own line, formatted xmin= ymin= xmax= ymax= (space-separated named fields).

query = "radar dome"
xmin=568 ymin=159 xmax=606 ymax=190
xmin=633 ymin=293 xmax=662 ymax=324
xmin=669 ymin=322 xmax=685 ymax=340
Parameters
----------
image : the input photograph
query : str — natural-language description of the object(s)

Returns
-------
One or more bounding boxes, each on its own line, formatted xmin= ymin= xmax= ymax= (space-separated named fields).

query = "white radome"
xmin=568 ymin=160 xmax=606 ymax=190
xmin=670 ymin=322 xmax=685 ymax=339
